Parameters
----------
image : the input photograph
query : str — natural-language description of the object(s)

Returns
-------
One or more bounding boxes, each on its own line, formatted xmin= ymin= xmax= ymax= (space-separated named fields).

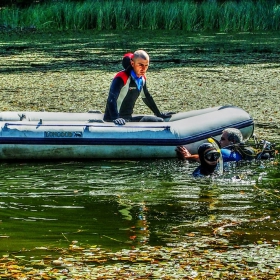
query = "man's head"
xmin=220 ymin=128 xmax=243 ymax=148
xmin=131 ymin=50 xmax=149 ymax=77
xmin=197 ymin=143 xmax=220 ymax=176
xmin=198 ymin=143 xmax=220 ymax=166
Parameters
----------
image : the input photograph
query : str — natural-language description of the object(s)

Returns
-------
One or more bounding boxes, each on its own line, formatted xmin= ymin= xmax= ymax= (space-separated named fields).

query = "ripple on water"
xmin=0 ymin=158 xmax=279 ymax=254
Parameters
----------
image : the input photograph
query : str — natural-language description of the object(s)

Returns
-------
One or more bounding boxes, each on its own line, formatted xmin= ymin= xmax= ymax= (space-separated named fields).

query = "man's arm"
xmin=142 ymin=84 xmax=175 ymax=118
xmin=105 ymin=77 xmax=124 ymax=121
xmin=141 ymin=84 xmax=162 ymax=116
xmin=175 ymin=146 xmax=200 ymax=161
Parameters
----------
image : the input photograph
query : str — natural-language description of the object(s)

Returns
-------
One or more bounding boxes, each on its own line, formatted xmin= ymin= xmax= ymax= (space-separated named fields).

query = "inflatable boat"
xmin=0 ymin=105 xmax=254 ymax=160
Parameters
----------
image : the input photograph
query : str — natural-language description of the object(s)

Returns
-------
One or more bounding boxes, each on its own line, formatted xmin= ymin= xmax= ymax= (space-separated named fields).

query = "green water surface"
xmin=0 ymin=158 xmax=279 ymax=257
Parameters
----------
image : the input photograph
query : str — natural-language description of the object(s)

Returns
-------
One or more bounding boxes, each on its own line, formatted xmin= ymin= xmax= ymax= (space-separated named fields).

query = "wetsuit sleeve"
xmin=192 ymin=166 xmax=202 ymax=177
xmin=105 ymin=77 xmax=125 ymax=120
xmin=141 ymin=84 xmax=161 ymax=117
xmin=221 ymin=149 xmax=243 ymax=162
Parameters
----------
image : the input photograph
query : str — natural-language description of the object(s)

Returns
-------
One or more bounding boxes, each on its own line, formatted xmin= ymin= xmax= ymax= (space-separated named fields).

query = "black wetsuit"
xmin=103 ymin=67 xmax=161 ymax=122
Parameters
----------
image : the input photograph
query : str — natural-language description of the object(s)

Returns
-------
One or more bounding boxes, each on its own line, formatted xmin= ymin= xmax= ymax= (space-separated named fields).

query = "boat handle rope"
xmin=3 ymin=122 xmax=171 ymax=130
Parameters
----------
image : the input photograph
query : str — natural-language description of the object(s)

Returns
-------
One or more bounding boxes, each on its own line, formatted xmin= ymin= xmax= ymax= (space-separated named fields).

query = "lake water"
xmin=0 ymin=157 xmax=279 ymax=258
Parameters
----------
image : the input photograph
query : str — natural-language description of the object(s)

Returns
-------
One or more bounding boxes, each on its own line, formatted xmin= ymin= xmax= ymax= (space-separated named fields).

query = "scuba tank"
xmin=233 ymin=138 xmax=277 ymax=160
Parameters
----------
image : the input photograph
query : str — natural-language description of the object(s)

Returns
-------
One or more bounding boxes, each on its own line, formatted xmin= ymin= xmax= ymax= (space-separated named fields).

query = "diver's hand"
xmin=113 ymin=118 xmax=126 ymax=125
xmin=176 ymin=146 xmax=191 ymax=160
xmin=175 ymin=146 xmax=199 ymax=161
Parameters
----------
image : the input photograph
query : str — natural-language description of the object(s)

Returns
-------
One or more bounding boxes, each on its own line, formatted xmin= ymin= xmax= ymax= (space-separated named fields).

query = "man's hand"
xmin=158 ymin=111 xmax=176 ymax=118
xmin=175 ymin=146 xmax=199 ymax=161
xmin=114 ymin=118 xmax=126 ymax=125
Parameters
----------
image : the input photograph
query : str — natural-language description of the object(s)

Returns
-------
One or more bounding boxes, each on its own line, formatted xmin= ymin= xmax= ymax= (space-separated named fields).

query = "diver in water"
xmin=176 ymin=128 xmax=244 ymax=163
xmin=192 ymin=143 xmax=221 ymax=177
xmin=176 ymin=127 xmax=275 ymax=163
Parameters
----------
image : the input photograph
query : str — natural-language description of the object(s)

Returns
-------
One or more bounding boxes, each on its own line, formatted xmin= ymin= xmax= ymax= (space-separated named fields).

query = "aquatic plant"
xmin=0 ymin=0 xmax=279 ymax=32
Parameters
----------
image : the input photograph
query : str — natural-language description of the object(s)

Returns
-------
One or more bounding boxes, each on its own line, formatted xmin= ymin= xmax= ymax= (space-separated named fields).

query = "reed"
xmin=0 ymin=6 xmax=21 ymax=28
xmin=0 ymin=0 xmax=279 ymax=32
xmin=181 ymin=2 xmax=199 ymax=31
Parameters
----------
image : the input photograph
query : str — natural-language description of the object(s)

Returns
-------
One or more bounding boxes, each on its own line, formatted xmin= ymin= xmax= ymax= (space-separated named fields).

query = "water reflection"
xmin=0 ymin=158 xmax=279 ymax=255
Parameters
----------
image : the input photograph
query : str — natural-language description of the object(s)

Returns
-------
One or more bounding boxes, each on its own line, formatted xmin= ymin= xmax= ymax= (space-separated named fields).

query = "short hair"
xmin=223 ymin=128 xmax=243 ymax=143
xmin=133 ymin=50 xmax=149 ymax=61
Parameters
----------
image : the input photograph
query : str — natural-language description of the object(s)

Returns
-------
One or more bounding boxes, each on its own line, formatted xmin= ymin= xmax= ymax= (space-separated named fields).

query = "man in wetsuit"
xmin=103 ymin=50 xmax=171 ymax=125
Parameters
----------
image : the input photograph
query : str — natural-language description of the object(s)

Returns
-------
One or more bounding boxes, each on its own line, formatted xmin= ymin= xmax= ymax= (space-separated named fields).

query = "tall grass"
xmin=0 ymin=0 xmax=279 ymax=32
xmin=181 ymin=2 xmax=199 ymax=31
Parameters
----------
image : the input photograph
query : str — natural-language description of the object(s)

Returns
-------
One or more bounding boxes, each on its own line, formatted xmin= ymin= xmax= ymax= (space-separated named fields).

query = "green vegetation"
xmin=0 ymin=0 xmax=279 ymax=32
xmin=0 ymin=17 xmax=280 ymax=278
